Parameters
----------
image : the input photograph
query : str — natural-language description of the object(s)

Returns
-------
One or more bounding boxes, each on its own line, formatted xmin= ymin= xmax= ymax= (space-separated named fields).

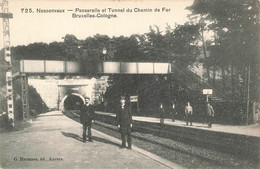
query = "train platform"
xmin=0 ymin=111 xmax=183 ymax=169
xmin=96 ymin=111 xmax=260 ymax=138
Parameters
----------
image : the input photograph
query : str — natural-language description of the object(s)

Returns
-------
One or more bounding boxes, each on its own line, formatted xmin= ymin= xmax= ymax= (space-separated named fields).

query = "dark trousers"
xmin=186 ymin=114 xmax=193 ymax=125
xmin=83 ymin=123 xmax=92 ymax=141
xmin=121 ymin=131 xmax=131 ymax=148
xmin=207 ymin=116 xmax=213 ymax=127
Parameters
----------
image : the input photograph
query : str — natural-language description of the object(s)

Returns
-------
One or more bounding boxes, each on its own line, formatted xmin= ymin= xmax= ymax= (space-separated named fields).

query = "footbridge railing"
xmin=19 ymin=60 xmax=171 ymax=75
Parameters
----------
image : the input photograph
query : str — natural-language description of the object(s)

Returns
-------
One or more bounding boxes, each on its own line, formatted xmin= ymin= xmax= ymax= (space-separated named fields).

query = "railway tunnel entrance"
xmin=61 ymin=93 xmax=85 ymax=113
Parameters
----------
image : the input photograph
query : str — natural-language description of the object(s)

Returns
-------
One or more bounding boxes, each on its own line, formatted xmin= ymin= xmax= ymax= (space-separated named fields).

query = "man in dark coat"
xmin=206 ymin=102 xmax=215 ymax=128
xmin=159 ymin=103 xmax=165 ymax=124
xmin=117 ymin=95 xmax=132 ymax=149
xmin=80 ymin=98 xmax=94 ymax=142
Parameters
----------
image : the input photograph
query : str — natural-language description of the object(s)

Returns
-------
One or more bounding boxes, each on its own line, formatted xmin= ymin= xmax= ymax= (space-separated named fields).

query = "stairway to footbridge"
xmin=172 ymin=65 xmax=230 ymax=102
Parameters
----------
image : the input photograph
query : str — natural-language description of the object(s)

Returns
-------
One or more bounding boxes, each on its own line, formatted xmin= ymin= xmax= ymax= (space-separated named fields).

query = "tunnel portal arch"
xmin=60 ymin=93 xmax=85 ymax=112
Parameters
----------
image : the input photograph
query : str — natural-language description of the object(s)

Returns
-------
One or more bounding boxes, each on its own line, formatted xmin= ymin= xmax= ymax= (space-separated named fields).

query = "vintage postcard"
xmin=0 ymin=0 xmax=259 ymax=169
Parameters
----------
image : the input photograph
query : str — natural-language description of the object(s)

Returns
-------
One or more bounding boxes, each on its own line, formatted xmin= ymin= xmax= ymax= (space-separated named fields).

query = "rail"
xmin=94 ymin=112 xmax=260 ymax=159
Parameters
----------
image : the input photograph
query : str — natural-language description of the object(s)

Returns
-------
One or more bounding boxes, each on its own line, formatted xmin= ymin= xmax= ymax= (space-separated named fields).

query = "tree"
xmin=170 ymin=23 xmax=201 ymax=67
xmin=82 ymin=34 xmax=111 ymax=61
xmin=62 ymin=34 xmax=80 ymax=60
xmin=49 ymin=41 xmax=66 ymax=60
xmin=188 ymin=0 xmax=260 ymax=102
xmin=144 ymin=26 xmax=168 ymax=62
xmin=112 ymin=35 xmax=142 ymax=62
xmin=12 ymin=43 xmax=51 ymax=60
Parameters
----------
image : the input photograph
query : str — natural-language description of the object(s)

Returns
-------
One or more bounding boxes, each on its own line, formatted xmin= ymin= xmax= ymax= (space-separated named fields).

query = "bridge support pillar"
xmin=21 ymin=74 xmax=29 ymax=119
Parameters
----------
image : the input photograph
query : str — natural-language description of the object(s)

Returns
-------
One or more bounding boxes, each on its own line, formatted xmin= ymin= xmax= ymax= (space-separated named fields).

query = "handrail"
xmin=172 ymin=65 xmax=230 ymax=101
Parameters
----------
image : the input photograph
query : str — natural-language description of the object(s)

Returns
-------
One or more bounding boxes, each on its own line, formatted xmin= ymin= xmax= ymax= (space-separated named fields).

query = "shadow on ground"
xmin=61 ymin=131 xmax=120 ymax=147
xmin=61 ymin=131 xmax=82 ymax=142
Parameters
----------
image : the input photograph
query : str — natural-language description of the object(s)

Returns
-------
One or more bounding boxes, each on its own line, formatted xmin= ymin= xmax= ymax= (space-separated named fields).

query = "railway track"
xmin=64 ymin=111 xmax=259 ymax=169
xmin=93 ymin=121 xmax=257 ymax=169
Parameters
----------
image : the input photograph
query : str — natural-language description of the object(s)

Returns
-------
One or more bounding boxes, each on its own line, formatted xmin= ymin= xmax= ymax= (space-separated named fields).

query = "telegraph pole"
xmin=0 ymin=0 xmax=14 ymax=127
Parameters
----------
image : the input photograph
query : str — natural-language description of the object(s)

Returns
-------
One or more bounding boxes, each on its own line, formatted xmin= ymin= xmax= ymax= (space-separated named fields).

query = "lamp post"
xmin=238 ymin=74 xmax=245 ymax=124
xmin=102 ymin=47 xmax=107 ymax=61
xmin=246 ymin=66 xmax=251 ymax=125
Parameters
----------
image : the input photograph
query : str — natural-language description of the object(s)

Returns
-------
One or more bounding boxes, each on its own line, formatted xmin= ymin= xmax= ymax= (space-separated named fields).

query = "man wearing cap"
xmin=117 ymin=95 xmax=133 ymax=149
xmin=80 ymin=97 xmax=94 ymax=142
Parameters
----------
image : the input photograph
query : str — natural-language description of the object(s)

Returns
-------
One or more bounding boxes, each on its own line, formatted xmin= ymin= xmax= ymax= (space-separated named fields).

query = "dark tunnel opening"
xmin=64 ymin=94 xmax=84 ymax=111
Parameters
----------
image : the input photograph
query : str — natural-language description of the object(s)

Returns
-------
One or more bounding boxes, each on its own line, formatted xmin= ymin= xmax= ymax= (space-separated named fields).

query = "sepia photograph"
xmin=0 ymin=0 xmax=259 ymax=168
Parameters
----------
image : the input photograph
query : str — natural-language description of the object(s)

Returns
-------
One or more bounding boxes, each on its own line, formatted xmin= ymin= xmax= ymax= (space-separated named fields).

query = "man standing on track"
xmin=80 ymin=97 xmax=94 ymax=142
xmin=117 ymin=95 xmax=133 ymax=149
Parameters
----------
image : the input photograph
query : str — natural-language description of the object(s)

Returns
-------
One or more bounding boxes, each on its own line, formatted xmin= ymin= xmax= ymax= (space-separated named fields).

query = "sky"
xmin=1 ymin=0 xmax=194 ymax=47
